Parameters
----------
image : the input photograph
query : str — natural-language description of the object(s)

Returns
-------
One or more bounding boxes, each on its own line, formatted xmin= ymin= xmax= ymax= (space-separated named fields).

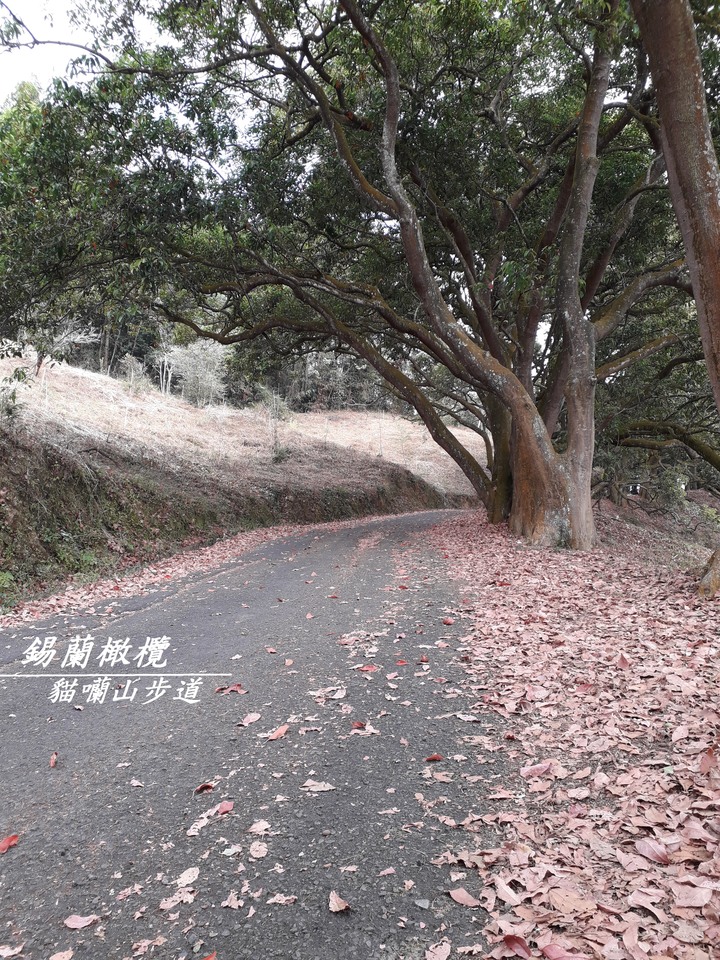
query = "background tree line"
xmin=1 ymin=0 xmax=720 ymax=549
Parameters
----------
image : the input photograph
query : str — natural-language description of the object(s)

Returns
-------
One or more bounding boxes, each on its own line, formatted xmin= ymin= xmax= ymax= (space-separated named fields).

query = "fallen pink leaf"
xmin=541 ymin=946 xmax=588 ymax=960
xmin=63 ymin=915 xmax=100 ymax=930
xmin=187 ymin=799 xmax=233 ymax=836
xmin=300 ymin=779 xmax=336 ymax=793
xmin=132 ymin=936 xmax=167 ymax=956
xmin=670 ymin=881 xmax=713 ymax=907
xmin=328 ymin=890 xmax=350 ymax=912
xmin=0 ymin=835 xmax=18 ymax=855
xmin=267 ymin=724 xmax=290 ymax=741
xmin=221 ymin=891 xmax=244 ymax=909
xmin=267 ymin=893 xmax=297 ymax=905
xmin=247 ymin=819 xmax=271 ymax=835
xmin=239 ymin=712 xmax=261 ymax=727
xmin=159 ymin=887 xmax=196 ymax=910
xmin=700 ymin=747 xmax=717 ymax=773
xmin=448 ymin=887 xmax=481 ymax=907
xmin=215 ymin=682 xmax=247 ymax=695
xmin=634 ymin=837 xmax=670 ymax=864
xmin=504 ymin=934 xmax=533 ymax=959
xmin=194 ymin=781 xmax=216 ymax=794
xmin=174 ymin=867 xmax=200 ymax=887
xmin=520 ymin=760 xmax=554 ymax=779
xmin=425 ymin=943 xmax=451 ymax=960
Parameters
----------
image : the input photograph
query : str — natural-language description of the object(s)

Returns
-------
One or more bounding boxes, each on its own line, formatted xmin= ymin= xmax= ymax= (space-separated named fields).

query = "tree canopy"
xmin=1 ymin=0 xmax=719 ymax=548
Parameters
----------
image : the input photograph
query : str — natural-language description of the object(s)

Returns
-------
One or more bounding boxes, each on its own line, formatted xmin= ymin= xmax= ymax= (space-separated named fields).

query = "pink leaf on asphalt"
xmin=425 ymin=943 xmax=451 ymax=960
xmin=0 ymin=835 xmax=19 ymax=855
xmin=240 ymin=712 xmax=261 ymax=727
xmin=174 ymin=867 xmax=200 ymax=887
xmin=267 ymin=724 xmax=289 ymax=741
xmin=329 ymin=890 xmax=350 ymax=912
xmin=267 ymin=893 xmax=297 ymax=905
xmin=221 ymin=891 xmax=244 ymax=910
xmin=63 ymin=915 xmax=100 ymax=930
xmin=448 ymin=887 xmax=481 ymax=907
xmin=247 ymin=819 xmax=271 ymax=835
xmin=159 ymin=887 xmax=196 ymax=910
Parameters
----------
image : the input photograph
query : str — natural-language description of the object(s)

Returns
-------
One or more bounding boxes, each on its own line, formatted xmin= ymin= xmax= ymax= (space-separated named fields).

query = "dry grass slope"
xmin=0 ymin=360 xmax=485 ymax=605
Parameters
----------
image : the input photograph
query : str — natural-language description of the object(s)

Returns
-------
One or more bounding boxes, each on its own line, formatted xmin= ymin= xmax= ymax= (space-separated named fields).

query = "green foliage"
xmin=0 ymin=0 xmax=719 ymax=517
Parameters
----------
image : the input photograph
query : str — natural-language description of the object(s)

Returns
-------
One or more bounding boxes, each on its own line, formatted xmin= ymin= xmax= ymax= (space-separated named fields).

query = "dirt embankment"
xmin=0 ymin=361 xmax=483 ymax=606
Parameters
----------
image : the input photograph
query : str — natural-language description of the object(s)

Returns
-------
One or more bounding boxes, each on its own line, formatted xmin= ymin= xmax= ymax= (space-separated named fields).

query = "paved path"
xmin=0 ymin=511 xmax=505 ymax=960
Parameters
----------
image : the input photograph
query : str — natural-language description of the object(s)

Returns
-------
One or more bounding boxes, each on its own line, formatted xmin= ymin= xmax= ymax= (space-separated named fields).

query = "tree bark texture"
xmin=553 ymin=46 xmax=612 ymax=548
xmin=632 ymin=0 xmax=720 ymax=413
xmin=699 ymin=550 xmax=720 ymax=599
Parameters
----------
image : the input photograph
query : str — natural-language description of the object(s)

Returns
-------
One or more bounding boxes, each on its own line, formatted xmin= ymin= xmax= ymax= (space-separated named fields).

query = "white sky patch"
xmin=0 ymin=0 xmax=96 ymax=104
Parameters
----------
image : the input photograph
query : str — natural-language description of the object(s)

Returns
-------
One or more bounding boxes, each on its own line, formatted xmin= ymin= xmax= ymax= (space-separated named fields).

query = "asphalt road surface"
xmin=0 ymin=510 xmax=506 ymax=960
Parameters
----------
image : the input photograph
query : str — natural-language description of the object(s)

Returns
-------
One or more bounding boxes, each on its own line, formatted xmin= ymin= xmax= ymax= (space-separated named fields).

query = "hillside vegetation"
xmin=0 ymin=360 xmax=485 ymax=607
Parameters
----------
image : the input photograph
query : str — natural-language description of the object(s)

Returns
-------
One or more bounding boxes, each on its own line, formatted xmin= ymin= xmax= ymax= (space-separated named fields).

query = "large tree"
xmin=631 ymin=0 xmax=720 ymax=592
xmin=0 ymin=0 xmax=708 ymax=548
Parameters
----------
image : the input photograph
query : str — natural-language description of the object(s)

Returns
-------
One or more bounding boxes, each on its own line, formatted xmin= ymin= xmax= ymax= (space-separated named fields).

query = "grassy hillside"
xmin=0 ymin=360 xmax=485 ymax=607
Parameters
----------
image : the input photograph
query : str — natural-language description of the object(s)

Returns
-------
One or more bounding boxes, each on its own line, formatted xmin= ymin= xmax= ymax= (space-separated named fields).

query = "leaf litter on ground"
xmin=425 ymin=509 xmax=720 ymax=959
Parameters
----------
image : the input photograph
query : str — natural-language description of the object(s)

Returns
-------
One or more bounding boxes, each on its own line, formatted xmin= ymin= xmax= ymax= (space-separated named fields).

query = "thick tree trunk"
xmin=633 ymin=0 xmax=720 ymax=599
xmin=699 ymin=550 xmax=720 ymax=599
xmin=564 ymin=365 xmax=597 ymax=549
xmin=331 ymin=1 xmax=606 ymax=548
xmin=509 ymin=411 xmax=570 ymax=546
xmin=486 ymin=399 xmax=512 ymax=524
xmin=549 ymin=42 xmax=611 ymax=550
xmin=632 ymin=0 xmax=720 ymax=414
